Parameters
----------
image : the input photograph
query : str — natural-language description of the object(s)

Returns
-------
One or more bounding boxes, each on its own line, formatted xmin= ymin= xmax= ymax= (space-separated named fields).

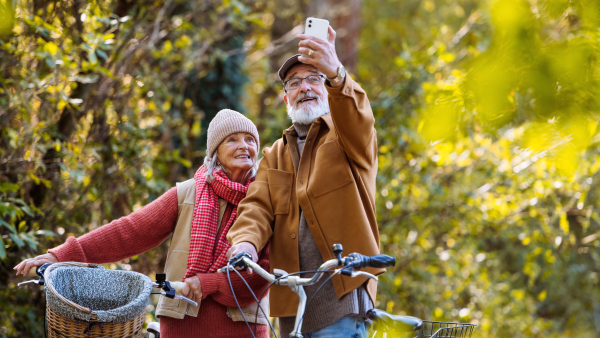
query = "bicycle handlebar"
xmin=218 ymin=249 xmax=396 ymax=287
xmin=218 ymin=244 xmax=396 ymax=338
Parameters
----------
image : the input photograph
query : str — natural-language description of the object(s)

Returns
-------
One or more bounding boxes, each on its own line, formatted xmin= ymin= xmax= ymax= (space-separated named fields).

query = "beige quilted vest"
xmin=155 ymin=179 xmax=269 ymax=325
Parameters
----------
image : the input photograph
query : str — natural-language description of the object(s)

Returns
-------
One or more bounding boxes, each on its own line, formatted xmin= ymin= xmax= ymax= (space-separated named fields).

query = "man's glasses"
xmin=283 ymin=75 xmax=326 ymax=91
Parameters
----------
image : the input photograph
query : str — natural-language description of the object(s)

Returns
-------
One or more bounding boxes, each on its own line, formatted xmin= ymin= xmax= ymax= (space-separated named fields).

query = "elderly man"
xmin=227 ymin=25 xmax=382 ymax=337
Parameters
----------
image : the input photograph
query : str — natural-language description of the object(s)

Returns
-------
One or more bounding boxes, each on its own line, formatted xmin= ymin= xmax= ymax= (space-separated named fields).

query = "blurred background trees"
xmin=2 ymin=0 xmax=600 ymax=336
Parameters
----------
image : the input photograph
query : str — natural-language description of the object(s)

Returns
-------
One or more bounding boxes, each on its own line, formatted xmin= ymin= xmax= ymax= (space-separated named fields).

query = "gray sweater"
xmin=278 ymin=122 xmax=373 ymax=337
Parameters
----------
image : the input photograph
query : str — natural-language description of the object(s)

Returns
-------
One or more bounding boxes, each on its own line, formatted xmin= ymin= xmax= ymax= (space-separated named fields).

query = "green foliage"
xmin=356 ymin=0 xmax=600 ymax=336
xmin=0 ymin=0 xmax=262 ymax=335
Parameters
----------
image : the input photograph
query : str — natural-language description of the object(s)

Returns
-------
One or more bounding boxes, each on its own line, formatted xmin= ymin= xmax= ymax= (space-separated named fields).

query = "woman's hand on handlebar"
xmin=227 ymin=242 xmax=258 ymax=274
xmin=182 ymin=275 xmax=202 ymax=304
xmin=14 ymin=253 xmax=58 ymax=277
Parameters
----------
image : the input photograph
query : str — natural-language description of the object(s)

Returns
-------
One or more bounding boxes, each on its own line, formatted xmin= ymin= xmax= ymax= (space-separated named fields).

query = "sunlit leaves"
xmin=360 ymin=0 xmax=600 ymax=334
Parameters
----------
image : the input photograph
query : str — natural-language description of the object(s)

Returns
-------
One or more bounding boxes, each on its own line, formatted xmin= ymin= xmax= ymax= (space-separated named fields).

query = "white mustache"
xmin=294 ymin=92 xmax=320 ymax=107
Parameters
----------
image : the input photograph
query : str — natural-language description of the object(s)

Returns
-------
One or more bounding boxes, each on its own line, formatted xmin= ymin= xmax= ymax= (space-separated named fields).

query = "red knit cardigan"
xmin=49 ymin=187 xmax=270 ymax=338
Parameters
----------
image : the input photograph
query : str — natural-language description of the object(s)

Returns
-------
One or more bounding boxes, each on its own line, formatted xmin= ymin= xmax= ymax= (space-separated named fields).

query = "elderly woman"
xmin=14 ymin=109 xmax=270 ymax=338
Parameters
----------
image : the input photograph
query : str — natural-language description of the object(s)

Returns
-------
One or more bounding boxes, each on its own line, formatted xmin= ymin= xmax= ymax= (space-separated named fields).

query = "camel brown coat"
xmin=227 ymin=75 xmax=382 ymax=317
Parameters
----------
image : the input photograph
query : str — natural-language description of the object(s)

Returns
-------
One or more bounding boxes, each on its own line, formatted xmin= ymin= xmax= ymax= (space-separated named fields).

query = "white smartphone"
xmin=304 ymin=17 xmax=329 ymax=40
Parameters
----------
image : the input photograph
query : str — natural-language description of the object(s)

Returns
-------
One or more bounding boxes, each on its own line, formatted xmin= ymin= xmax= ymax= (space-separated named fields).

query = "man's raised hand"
xmin=297 ymin=26 xmax=342 ymax=84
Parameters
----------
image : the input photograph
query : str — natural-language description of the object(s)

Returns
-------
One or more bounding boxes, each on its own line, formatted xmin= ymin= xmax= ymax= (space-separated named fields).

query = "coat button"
xmin=345 ymin=88 xmax=350 ymax=94
xmin=291 ymin=233 xmax=296 ymax=239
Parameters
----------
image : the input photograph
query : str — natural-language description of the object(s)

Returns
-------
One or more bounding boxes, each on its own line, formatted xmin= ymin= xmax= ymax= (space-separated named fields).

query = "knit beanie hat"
xmin=206 ymin=109 xmax=260 ymax=158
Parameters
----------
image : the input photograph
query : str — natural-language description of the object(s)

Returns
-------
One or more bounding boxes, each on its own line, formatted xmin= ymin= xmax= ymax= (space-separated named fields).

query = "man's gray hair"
xmin=203 ymin=153 xmax=258 ymax=183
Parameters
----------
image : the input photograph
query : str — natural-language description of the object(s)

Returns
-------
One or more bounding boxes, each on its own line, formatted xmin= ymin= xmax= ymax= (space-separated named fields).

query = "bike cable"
xmin=229 ymin=267 xmax=279 ymax=338
xmin=250 ymin=269 xmax=336 ymax=337
xmin=225 ymin=264 xmax=337 ymax=338
xmin=226 ymin=267 xmax=257 ymax=338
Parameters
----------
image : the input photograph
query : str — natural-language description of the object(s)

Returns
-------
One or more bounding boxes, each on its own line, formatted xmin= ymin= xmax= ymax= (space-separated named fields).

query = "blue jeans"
xmin=303 ymin=316 xmax=367 ymax=338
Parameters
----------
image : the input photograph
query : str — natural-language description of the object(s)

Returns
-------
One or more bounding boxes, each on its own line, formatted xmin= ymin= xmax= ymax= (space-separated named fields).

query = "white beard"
xmin=286 ymin=91 xmax=330 ymax=124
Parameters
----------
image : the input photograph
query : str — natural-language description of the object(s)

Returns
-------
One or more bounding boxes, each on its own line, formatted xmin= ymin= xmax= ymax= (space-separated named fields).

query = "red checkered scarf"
xmin=184 ymin=165 xmax=253 ymax=279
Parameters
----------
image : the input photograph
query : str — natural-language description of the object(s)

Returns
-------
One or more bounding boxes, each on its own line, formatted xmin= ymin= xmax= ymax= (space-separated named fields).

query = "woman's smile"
xmin=217 ymin=132 xmax=258 ymax=183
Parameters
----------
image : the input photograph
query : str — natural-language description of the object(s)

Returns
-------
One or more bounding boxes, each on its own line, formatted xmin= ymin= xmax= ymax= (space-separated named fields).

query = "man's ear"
xmin=283 ymin=94 xmax=288 ymax=105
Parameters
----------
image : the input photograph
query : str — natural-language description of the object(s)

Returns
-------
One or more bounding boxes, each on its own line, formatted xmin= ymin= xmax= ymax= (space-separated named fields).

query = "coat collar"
xmin=282 ymin=113 xmax=333 ymax=145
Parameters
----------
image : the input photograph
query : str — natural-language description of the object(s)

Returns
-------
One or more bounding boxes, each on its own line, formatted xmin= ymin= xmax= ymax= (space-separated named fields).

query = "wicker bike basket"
xmin=44 ymin=262 xmax=152 ymax=338
xmin=370 ymin=320 xmax=477 ymax=338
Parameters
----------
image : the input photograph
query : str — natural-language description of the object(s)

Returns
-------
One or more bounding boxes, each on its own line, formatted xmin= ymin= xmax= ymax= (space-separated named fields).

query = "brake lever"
xmin=352 ymin=271 xmax=378 ymax=280
xmin=17 ymin=279 xmax=40 ymax=288
xmin=165 ymin=293 xmax=198 ymax=307
xmin=338 ymin=267 xmax=378 ymax=280
xmin=228 ymin=252 xmax=252 ymax=268
xmin=17 ymin=263 xmax=52 ymax=288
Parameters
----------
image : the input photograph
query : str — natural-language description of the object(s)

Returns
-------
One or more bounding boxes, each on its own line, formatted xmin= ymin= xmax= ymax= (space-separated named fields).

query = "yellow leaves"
xmin=419 ymin=100 xmax=459 ymax=142
xmin=162 ymin=101 xmax=171 ymax=111
xmin=13 ymin=25 xmax=23 ymax=35
xmin=417 ymin=237 xmax=432 ymax=250
xmin=545 ymin=250 xmax=555 ymax=264
xmin=386 ymin=301 xmax=395 ymax=313
xmin=44 ymin=42 xmax=59 ymax=55
xmin=28 ymin=173 xmax=40 ymax=184
xmin=189 ymin=120 xmax=201 ymax=137
xmin=439 ymin=53 xmax=455 ymax=63
xmin=378 ymin=155 xmax=387 ymax=169
xmin=184 ymin=98 xmax=193 ymax=108
xmin=538 ymin=290 xmax=547 ymax=301
xmin=511 ymin=289 xmax=525 ymax=301
xmin=434 ymin=308 xmax=443 ymax=318
xmin=491 ymin=0 xmax=533 ymax=35
xmin=467 ymin=58 xmax=515 ymax=126
xmin=0 ymin=11 xmax=15 ymax=37
xmin=145 ymin=167 xmax=153 ymax=180
xmin=559 ymin=212 xmax=569 ymax=235
xmin=162 ymin=40 xmax=173 ymax=54
xmin=175 ymin=35 xmax=192 ymax=49
xmin=178 ymin=158 xmax=192 ymax=168
xmin=423 ymin=0 xmax=435 ymax=12
xmin=394 ymin=57 xmax=406 ymax=68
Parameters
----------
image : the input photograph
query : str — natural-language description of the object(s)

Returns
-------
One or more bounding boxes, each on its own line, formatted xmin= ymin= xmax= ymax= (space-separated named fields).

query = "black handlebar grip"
xmin=347 ymin=253 xmax=396 ymax=270
xmin=367 ymin=255 xmax=396 ymax=268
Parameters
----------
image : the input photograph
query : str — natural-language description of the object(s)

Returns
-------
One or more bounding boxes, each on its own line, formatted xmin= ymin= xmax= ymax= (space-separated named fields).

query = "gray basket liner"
xmin=46 ymin=266 xmax=152 ymax=323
